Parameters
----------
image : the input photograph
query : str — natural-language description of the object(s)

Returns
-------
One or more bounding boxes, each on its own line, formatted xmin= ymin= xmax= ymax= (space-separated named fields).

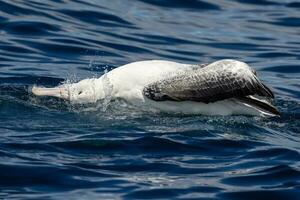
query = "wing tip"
xmin=261 ymin=83 xmax=275 ymax=98
xmin=252 ymin=75 xmax=275 ymax=99
xmin=238 ymin=96 xmax=280 ymax=117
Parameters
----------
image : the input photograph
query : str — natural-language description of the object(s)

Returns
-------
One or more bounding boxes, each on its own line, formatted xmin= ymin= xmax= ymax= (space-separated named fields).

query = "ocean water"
xmin=0 ymin=0 xmax=300 ymax=199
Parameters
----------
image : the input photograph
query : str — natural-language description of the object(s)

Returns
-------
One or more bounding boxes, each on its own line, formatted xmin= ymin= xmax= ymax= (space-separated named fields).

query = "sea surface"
xmin=0 ymin=0 xmax=300 ymax=199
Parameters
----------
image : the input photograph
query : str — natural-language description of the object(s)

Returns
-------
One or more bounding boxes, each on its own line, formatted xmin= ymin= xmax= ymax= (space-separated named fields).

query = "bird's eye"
xmin=78 ymin=91 xmax=83 ymax=95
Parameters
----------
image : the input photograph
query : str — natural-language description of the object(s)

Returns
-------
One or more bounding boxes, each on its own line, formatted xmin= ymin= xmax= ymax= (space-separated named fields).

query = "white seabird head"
xmin=32 ymin=78 xmax=105 ymax=104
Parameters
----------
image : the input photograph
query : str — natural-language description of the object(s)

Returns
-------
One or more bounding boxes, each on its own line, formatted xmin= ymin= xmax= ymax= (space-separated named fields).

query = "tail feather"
xmin=237 ymin=96 xmax=280 ymax=116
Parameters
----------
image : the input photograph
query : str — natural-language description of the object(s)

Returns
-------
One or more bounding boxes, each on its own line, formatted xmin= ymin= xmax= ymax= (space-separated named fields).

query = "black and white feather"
xmin=31 ymin=59 xmax=279 ymax=116
xmin=143 ymin=60 xmax=279 ymax=115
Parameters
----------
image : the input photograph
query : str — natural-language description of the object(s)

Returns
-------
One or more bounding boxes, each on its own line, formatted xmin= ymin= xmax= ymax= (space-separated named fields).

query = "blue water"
xmin=0 ymin=0 xmax=300 ymax=199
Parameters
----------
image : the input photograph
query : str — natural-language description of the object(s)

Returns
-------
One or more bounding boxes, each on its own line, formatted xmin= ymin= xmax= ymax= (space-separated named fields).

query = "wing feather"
xmin=143 ymin=60 xmax=274 ymax=103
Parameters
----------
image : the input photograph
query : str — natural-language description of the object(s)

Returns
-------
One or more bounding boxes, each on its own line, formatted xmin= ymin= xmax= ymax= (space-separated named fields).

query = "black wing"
xmin=143 ymin=60 xmax=274 ymax=103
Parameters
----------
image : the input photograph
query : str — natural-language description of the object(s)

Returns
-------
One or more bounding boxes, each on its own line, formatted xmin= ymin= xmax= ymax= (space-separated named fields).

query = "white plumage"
xmin=32 ymin=59 xmax=279 ymax=116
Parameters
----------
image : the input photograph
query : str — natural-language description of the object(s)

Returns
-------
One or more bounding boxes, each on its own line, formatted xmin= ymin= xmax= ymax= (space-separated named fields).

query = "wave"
xmin=0 ymin=0 xmax=300 ymax=199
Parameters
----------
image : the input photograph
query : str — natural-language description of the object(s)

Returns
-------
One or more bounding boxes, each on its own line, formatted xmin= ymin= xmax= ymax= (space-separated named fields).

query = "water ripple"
xmin=0 ymin=0 xmax=300 ymax=199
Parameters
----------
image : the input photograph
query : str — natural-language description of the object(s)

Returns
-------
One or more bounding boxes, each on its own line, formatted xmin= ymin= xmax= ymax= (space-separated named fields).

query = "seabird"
xmin=32 ymin=59 xmax=279 ymax=116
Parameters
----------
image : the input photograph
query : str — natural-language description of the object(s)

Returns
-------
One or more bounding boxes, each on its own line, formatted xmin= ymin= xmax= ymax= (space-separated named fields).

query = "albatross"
xmin=32 ymin=59 xmax=279 ymax=116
